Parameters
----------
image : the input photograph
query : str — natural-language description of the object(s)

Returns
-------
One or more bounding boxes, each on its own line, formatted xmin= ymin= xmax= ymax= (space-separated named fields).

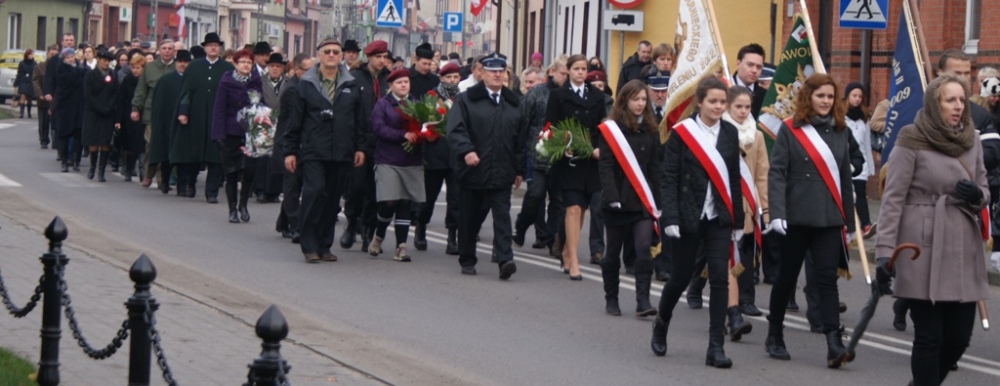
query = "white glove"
xmin=733 ymin=229 xmax=744 ymax=242
xmin=991 ymin=252 xmax=1000 ymax=274
xmin=847 ymin=232 xmax=856 ymax=245
xmin=665 ymin=225 xmax=681 ymax=239
xmin=765 ymin=219 xmax=787 ymax=235
xmin=610 ymin=201 xmax=622 ymax=209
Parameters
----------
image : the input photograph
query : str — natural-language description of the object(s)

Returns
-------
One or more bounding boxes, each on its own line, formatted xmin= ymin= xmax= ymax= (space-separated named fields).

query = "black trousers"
xmin=276 ymin=167 xmax=302 ymax=233
xmin=225 ymin=159 xmax=255 ymax=209
xmin=909 ymin=300 xmax=976 ymax=386
xmin=342 ymin=155 xmax=377 ymax=229
xmin=59 ymin=129 xmax=81 ymax=166
xmin=589 ymin=192 xmax=605 ymax=255
xmin=601 ymin=219 xmax=653 ymax=299
xmin=252 ymin=155 xmax=283 ymax=197
xmin=853 ymin=180 xmax=872 ymax=227
xmin=737 ymin=235 xmax=757 ymax=306
xmin=205 ymin=163 xmax=223 ymax=199
xmin=299 ymin=161 xmax=350 ymax=254
xmin=417 ymin=168 xmax=459 ymax=229
xmin=458 ymin=187 xmax=513 ymax=268
xmin=768 ymin=226 xmax=843 ymax=334
xmin=37 ymin=105 xmax=51 ymax=146
xmin=658 ymin=220 xmax=730 ymax=335
xmin=761 ymin=231 xmax=782 ymax=281
xmin=515 ymin=169 xmax=563 ymax=246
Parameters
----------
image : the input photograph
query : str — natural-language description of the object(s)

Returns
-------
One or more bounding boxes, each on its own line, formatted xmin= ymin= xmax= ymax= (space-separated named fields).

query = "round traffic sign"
xmin=608 ymin=0 xmax=643 ymax=9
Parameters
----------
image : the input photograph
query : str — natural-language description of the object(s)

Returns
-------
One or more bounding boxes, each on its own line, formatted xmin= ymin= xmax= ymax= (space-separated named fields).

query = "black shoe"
xmin=651 ymin=316 xmax=667 ymax=356
xmin=531 ymin=240 xmax=546 ymax=249
xmin=445 ymin=229 xmax=459 ymax=255
xmin=41 ymin=143 xmax=48 ymax=149
xmin=61 ymin=163 xmax=68 ymax=173
xmin=687 ymin=293 xmax=703 ymax=309
xmin=636 ymin=303 xmax=657 ymax=317
xmin=569 ymin=275 xmax=582 ymax=281
xmin=705 ymin=335 xmax=733 ymax=368
xmin=291 ymin=232 xmax=300 ymax=244
xmin=228 ymin=210 xmax=239 ymax=223
xmin=810 ymin=325 xmax=824 ymax=334
xmin=839 ymin=302 xmax=847 ymax=313
xmin=414 ymin=223 xmax=428 ymax=251
xmin=72 ymin=163 xmax=80 ymax=172
xmin=625 ymin=265 xmax=635 ymax=276
xmin=160 ymin=181 xmax=171 ymax=194
xmin=763 ymin=276 xmax=776 ymax=285
xmin=765 ymin=335 xmax=791 ymax=360
xmin=654 ymin=270 xmax=670 ymax=282
xmin=740 ymin=304 xmax=763 ymax=317
xmin=340 ymin=219 xmax=357 ymax=249
xmin=606 ymin=298 xmax=622 ymax=316
xmin=892 ymin=300 xmax=907 ymax=331
xmin=97 ymin=170 xmax=106 ymax=182
xmin=281 ymin=230 xmax=294 ymax=239
xmin=498 ymin=261 xmax=517 ymax=280
xmin=787 ymin=298 xmax=800 ymax=312
xmin=826 ymin=330 xmax=852 ymax=368
xmin=256 ymin=192 xmax=266 ymax=203
xmin=239 ymin=206 xmax=250 ymax=222
xmin=461 ymin=266 xmax=477 ymax=275
xmin=727 ymin=306 xmax=753 ymax=342
xmin=87 ymin=166 xmax=96 ymax=179
xmin=187 ymin=187 xmax=196 ymax=198
xmin=206 ymin=196 xmax=219 ymax=204
xmin=590 ymin=252 xmax=604 ymax=265
xmin=512 ymin=227 xmax=526 ymax=247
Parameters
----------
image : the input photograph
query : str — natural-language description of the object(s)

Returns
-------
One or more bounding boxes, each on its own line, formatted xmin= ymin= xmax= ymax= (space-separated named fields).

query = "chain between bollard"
xmin=0 ymin=268 xmax=45 ymax=317
xmin=145 ymin=298 xmax=178 ymax=386
xmin=56 ymin=262 xmax=130 ymax=359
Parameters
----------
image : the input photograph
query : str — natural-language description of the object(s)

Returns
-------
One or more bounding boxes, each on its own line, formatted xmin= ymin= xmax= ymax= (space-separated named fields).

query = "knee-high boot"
xmin=97 ymin=151 xmax=107 ymax=182
xmin=635 ymin=259 xmax=657 ymax=317
xmin=238 ymin=175 xmax=252 ymax=222
xmin=87 ymin=151 xmax=98 ymax=179
xmin=601 ymin=260 xmax=621 ymax=316
xmin=226 ymin=176 xmax=239 ymax=223
xmin=123 ymin=153 xmax=134 ymax=181
xmin=706 ymin=328 xmax=733 ymax=368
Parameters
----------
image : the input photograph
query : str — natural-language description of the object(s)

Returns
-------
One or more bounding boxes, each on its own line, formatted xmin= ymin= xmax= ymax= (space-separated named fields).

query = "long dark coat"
xmin=52 ymin=62 xmax=87 ymax=137
xmin=115 ymin=73 xmax=145 ymax=153
xmin=446 ymin=82 xmax=525 ymax=190
xmin=83 ymin=68 xmax=119 ymax=147
xmin=545 ymin=81 xmax=608 ymax=195
xmin=15 ymin=59 xmax=36 ymax=97
xmin=171 ymin=58 xmax=234 ymax=164
xmin=149 ymin=71 xmax=183 ymax=164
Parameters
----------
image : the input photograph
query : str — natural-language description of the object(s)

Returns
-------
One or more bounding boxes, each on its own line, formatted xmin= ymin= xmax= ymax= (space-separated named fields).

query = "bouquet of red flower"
xmin=399 ymin=90 xmax=449 ymax=152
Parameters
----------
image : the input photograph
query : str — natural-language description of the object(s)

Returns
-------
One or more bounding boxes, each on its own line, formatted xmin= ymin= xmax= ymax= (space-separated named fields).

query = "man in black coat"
xmin=616 ymin=40 xmax=651 ymax=93
xmin=409 ymin=42 xmax=440 ymax=97
xmin=447 ymin=53 xmax=525 ymax=280
xmin=44 ymin=33 xmax=78 ymax=162
xmin=274 ymin=54 xmax=314 ymax=242
xmin=341 ymin=40 xmax=390 ymax=250
xmin=283 ymin=39 xmax=368 ymax=263
xmin=732 ymin=43 xmax=767 ymax=120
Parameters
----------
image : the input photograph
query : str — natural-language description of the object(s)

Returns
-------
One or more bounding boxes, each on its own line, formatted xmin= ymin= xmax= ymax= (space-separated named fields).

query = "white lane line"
xmin=422 ymin=229 xmax=1000 ymax=374
xmin=0 ymin=123 xmax=15 ymax=130
xmin=39 ymin=173 xmax=105 ymax=188
xmin=0 ymin=173 xmax=22 ymax=187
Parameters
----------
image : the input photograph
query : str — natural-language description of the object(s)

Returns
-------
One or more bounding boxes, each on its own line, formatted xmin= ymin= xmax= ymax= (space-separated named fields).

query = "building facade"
xmin=1 ymin=0 xmax=88 ymax=51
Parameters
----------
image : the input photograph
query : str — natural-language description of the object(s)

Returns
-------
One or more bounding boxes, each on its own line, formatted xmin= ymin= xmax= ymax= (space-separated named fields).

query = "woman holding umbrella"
xmin=876 ymin=74 xmax=991 ymax=386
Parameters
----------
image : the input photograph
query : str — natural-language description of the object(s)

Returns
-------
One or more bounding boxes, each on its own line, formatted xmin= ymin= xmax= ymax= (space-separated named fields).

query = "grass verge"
xmin=0 ymin=347 xmax=36 ymax=386
xmin=0 ymin=109 xmax=13 ymax=120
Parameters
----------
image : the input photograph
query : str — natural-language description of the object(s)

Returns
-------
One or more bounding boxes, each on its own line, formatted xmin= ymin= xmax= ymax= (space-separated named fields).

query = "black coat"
xmin=148 ymin=71 xmax=183 ymax=164
xmin=273 ymin=75 xmax=300 ymax=171
xmin=662 ymin=115 xmax=744 ymax=232
xmin=282 ymin=64 xmax=368 ymax=163
xmin=768 ymin=119 xmax=857 ymax=232
xmin=15 ymin=59 xmax=36 ymax=96
xmin=732 ymin=74 xmax=768 ymax=120
xmin=83 ymin=68 xmax=119 ymax=147
xmin=447 ymin=82 xmax=525 ymax=190
xmin=616 ymin=53 xmax=649 ymax=93
xmin=52 ymin=62 xmax=87 ymax=137
xmin=598 ymin=120 xmax=661 ymax=216
xmin=350 ymin=64 xmax=389 ymax=154
xmin=546 ymin=82 xmax=608 ymax=194
xmin=521 ymin=79 xmax=559 ymax=172
xmin=409 ymin=66 xmax=440 ymax=98
xmin=114 ymin=73 xmax=145 ymax=153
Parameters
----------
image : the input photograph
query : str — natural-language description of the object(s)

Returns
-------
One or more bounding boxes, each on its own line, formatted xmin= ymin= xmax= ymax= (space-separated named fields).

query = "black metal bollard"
xmin=126 ymin=254 xmax=158 ymax=386
xmin=248 ymin=305 xmax=291 ymax=385
xmin=37 ymin=217 xmax=68 ymax=386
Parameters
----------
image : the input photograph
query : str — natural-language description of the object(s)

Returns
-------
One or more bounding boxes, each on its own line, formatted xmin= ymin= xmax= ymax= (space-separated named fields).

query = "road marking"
xmin=0 ymin=123 xmax=15 ymax=130
xmin=39 ymin=173 xmax=105 ymax=188
xmin=0 ymin=173 xmax=21 ymax=187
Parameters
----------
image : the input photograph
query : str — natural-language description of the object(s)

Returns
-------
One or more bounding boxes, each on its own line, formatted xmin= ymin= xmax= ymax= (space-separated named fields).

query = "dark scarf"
xmin=810 ymin=114 xmax=833 ymax=128
xmin=846 ymin=106 xmax=865 ymax=121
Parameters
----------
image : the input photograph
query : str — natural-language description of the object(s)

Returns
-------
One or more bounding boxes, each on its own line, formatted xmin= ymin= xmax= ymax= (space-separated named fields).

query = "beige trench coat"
xmin=876 ymin=130 xmax=991 ymax=302
xmin=742 ymin=131 xmax=770 ymax=234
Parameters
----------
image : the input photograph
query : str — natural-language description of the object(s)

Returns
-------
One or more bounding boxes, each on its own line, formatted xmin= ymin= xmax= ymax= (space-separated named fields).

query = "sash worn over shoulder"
xmin=783 ymin=117 xmax=852 ymax=279
xmin=598 ymin=121 xmax=661 ymax=236
xmin=739 ymin=158 xmax=762 ymax=248
xmin=672 ymin=118 xmax=740 ymax=273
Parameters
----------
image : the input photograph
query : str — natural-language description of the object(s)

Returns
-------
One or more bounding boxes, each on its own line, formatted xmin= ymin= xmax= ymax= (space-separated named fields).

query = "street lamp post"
xmin=257 ymin=0 xmax=267 ymax=43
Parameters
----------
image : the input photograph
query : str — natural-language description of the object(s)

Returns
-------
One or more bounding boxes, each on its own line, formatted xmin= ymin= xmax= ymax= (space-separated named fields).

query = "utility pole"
xmin=461 ymin=0 xmax=467 ymax=60
xmin=152 ymin=0 xmax=158 ymax=42
xmin=257 ymin=0 xmax=266 ymax=43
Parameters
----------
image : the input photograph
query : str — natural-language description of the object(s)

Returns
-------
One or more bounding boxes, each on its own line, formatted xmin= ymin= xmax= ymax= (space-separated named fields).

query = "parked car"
xmin=0 ymin=49 xmax=46 ymax=103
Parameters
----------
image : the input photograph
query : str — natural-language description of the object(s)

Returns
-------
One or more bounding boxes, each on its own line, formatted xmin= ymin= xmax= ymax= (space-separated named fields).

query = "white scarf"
xmin=723 ymin=111 xmax=757 ymax=150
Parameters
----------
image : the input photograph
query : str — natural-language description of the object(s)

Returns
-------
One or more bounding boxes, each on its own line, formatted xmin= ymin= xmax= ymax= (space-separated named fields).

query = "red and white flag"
xmin=471 ymin=0 xmax=487 ymax=17
xmin=175 ymin=0 xmax=186 ymax=39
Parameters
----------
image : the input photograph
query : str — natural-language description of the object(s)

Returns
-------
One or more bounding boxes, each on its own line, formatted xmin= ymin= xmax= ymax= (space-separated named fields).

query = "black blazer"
xmin=661 ymin=114 xmax=744 ymax=232
xmin=733 ymin=73 xmax=768 ymax=120
xmin=545 ymin=82 xmax=608 ymax=193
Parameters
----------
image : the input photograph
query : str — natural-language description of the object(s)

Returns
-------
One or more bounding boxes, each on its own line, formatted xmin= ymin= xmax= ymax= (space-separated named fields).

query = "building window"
xmin=965 ymin=0 xmax=981 ymax=54
xmin=37 ymin=16 xmax=47 ymax=50
xmin=7 ymin=13 xmax=22 ymax=50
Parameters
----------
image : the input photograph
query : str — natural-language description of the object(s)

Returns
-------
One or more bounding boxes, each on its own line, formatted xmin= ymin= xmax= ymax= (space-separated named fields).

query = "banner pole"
xmin=705 ymin=0 xmax=730 ymax=76
xmin=798 ymin=0 xmax=826 ymax=74
xmin=906 ymin=0 xmax=933 ymax=85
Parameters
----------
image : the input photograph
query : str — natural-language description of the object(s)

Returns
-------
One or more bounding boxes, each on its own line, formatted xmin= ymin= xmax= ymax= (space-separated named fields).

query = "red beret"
xmin=387 ymin=68 xmax=411 ymax=84
xmin=439 ymin=62 xmax=460 ymax=76
xmin=586 ymin=70 xmax=607 ymax=83
xmin=364 ymin=40 xmax=388 ymax=56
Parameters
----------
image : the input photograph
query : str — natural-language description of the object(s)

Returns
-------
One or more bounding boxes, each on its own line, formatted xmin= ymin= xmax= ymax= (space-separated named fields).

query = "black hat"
xmin=190 ymin=46 xmax=206 ymax=59
xmin=415 ymin=42 xmax=433 ymax=60
xmin=479 ymin=52 xmax=507 ymax=71
xmin=175 ymin=50 xmax=192 ymax=62
xmin=96 ymin=50 xmax=115 ymax=61
xmin=343 ymin=39 xmax=361 ymax=53
xmin=253 ymin=41 xmax=272 ymax=55
xmin=201 ymin=32 xmax=224 ymax=47
xmin=266 ymin=53 xmax=286 ymax=65
xmin=448 ymin=52 xmax=460 ymax=60
xmin=139 ymin=41 xmax=152 ymax=49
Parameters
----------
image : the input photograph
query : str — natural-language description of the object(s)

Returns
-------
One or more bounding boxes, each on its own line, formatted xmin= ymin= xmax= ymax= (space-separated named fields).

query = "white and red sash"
xmin=673 ymin=118 xmax=739 ymax=269
xmin=739 ymin=158 xmax=762 ymax=248
xmin=598 ymin=121 xmax=661 ymax=235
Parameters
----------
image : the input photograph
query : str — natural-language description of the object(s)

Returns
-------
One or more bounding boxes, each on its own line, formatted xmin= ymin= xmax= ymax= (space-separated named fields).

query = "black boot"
xmin=97 ymin=151 xmax=107 ymax=182
xmin=61 ymin=161 xmax=69 ymax=173
xmin=705 ymin=329 xmax=733 ymax=368
xmin=359 ymin=223 xmax=372 ymax=252
xmin=601 ymin=258 xmax=622 ymax=316
xmin=605 ymin=297 xmax=621 ymax=316
xmin=826 ymin=330 xmax=851 ymax=368
xmin=445 ymin=228 xmax=459 ymax=255
xmin=687 ymin=277 xmax=704 ymax=309
xmin=238 ymin=193 xmax=250 ymax=222
xmin=123 ymin=154 xmax=134 ymax=182
xmin=228 ymin=203 xmax=240 ymax=223
xmin=87 ymin=152 xmax=97 ymax=179
xmin=226 ymin=180 xmax=239 ymax=223
xmin=892 ymin=299 xmax=907 ymax=331
xmin=634 ymin=270 xmax=657 ymax=317
xmin=727 ymin=306 xmax=752 ymax=341
xmin=414 ymin=222 xmax=428 ymax=251
xmin=340 ymin=218 xmax=357 ymax=249
xmin=765 ymin=319 xmax=791 ymax=360
xmin=651 ymin=315 xmax=668 ymax=356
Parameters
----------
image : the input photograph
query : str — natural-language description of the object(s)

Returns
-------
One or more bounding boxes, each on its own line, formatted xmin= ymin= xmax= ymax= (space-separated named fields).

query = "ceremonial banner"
xmin=880 ymin=0 xmax=928 ymax=162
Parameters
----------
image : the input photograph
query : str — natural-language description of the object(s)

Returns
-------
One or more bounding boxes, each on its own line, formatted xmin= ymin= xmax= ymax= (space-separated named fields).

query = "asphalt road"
xmin=1 ymin=117 xmax=999 ymax=385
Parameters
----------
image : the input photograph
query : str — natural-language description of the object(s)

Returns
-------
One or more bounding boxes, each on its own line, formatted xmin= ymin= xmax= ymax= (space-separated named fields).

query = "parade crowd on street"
xmin=18 ymin=30 xmax=999 ymax=385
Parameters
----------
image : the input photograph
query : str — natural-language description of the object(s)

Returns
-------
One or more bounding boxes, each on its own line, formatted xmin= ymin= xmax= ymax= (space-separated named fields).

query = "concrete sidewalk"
xmin=0 ymin=214 xmax=382 ymax=385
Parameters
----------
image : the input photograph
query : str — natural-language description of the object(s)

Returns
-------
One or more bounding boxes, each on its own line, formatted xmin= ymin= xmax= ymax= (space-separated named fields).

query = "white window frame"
xmin=7 ymin=13 xmax=21 ymax=50
xmin=964 ymin=0 xmax=981 ymax=54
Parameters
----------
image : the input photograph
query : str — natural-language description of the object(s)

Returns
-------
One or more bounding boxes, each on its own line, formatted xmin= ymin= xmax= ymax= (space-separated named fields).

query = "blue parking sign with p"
xmin=443 ymin=12 xmax=463 ymax=33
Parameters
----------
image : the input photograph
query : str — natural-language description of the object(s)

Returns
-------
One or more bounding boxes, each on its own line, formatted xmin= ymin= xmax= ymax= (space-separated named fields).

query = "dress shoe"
xmin=320 ymin=252 xmax=338 ymax=262
xmin=740 ymin=304 xmax=763 ymax=317
xmin=206 ymin=196 xmax=219 ymax=204
xmin=340 ymin=219 xmax=357 ymax=249
xmin=787 ymin=298 xmax=800 ymax=312
xmin=304 ymin=253 xmax=320 ymax=264
xmin=229 ymin=210 xmax=240 ymax=224
xmin=239 ymin=206 xmax=250 ymax=222
xmin=765 ymin=335 xmax=791 ymax=360
xmin=393 ymin=244 xmax=411 ymax=262
xmin=826 ymin=330 xmax=851 ymax=368
xmin=187 ymin=188 xmax=196 ymax=198
xmin=445 ymin=229 xmax=459 ymax=255
xmin=839 ymin=302 xmax=847 ymax=313
xmin=159 ymin=182 xmax=171 ymax=195
xmin=590 ymin=252 xmax=603 ymax=265
xmin=569 ymin=274 xmax=583 ymax=281
xmin=413 ymin=223 xmax=428 ymax=251
xmin=531 ymin=240 xmax=546 ymax=249
xmin=281 ymin=230 xmax=294 ymax=239
xmin=605 ymin=298 xmax=622 ymax=316
xmin=512 ymin=227 xmax=526 ymax=247
xmin=727 ymin=306 xmax=753 ymax=342
xmin=687 ymin=293 xmax=703 ymax=309
xmin=498 ymin=261 xmax=517 ymax=280
xmin=763 ymin=276 xmax=776 ymax=285
xmin=892 ymin=299 xmax=907 ymax=331
xmin=461 ymin=266 xmax=477 ymax=275
xmin=290 ymin=232 xmax=300 ymax=244
xmin=651 ymin=316 xmax=667 ymax=356
xmin=654 ymin=270 xmax=670 ymax=282
xmin=41 ymin=143 xmax=48 ymax=149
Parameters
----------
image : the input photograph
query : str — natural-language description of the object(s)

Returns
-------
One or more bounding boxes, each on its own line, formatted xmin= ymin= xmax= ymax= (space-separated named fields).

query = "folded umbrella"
xmin=846 ymin=243 xmax=920 ymax=358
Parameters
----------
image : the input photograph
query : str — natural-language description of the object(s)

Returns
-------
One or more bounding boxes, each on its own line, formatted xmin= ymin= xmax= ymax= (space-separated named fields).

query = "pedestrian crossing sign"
xmin=376 ymin=0 xmax=405 ymax=28
xmin=839 ymin=0 xmax=888 ymax=29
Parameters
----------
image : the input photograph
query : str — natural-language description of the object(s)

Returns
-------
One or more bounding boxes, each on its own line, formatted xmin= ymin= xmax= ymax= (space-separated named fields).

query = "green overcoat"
xmin=149 ymin=71 xmax=183 ymax=164
xmin=170 ymin=58 xmax=234 ymax=164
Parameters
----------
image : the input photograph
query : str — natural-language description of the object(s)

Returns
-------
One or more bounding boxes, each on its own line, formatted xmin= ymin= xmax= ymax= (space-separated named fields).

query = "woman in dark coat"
xmin=115 ymin=54 xmax=146 ymax=181
xmin=545 ymin=54 xmax=608 ymax=280
xmin=83 ymin=50 xmax=119 ymax=182
xmin=52 ymin=48 xmax=87 ymax=172
xmin=211 ymin=49 xmax=262 ymax=224
xmin=15 ymin=49 xmax=36 ymax=119
xmin=597 ymin=80 xmax=660 ymax=317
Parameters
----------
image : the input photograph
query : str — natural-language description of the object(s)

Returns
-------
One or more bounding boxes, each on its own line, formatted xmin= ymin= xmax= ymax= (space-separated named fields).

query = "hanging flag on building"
xmin=471 ymin=0 xmax=487 ymax=17
xmin=879 ymin=0 xmax=928 ymax=161
xmin=657 ymin=0 xmax=729 ymax=143
xmin=756 ymin=10 xmax=825 ymax=153
xmin=175 ymin=0 xmax=186 ymax=38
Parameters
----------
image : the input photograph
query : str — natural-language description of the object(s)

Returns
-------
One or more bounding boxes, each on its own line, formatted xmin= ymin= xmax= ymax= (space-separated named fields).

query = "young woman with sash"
xmin=651 ymin=76 xmax=743 ymax=368
xmin=765 ymin=73 xmax=859 ymax=369
xmin=596 ymin=80 xmax=660 ymax=317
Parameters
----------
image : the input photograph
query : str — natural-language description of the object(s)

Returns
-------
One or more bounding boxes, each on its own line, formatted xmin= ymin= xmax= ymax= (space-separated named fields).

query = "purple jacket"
xmin=212 ymin=71 xmax=263 ymax=141
xmin=370 ymin=94 xmax=423 ymax=166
